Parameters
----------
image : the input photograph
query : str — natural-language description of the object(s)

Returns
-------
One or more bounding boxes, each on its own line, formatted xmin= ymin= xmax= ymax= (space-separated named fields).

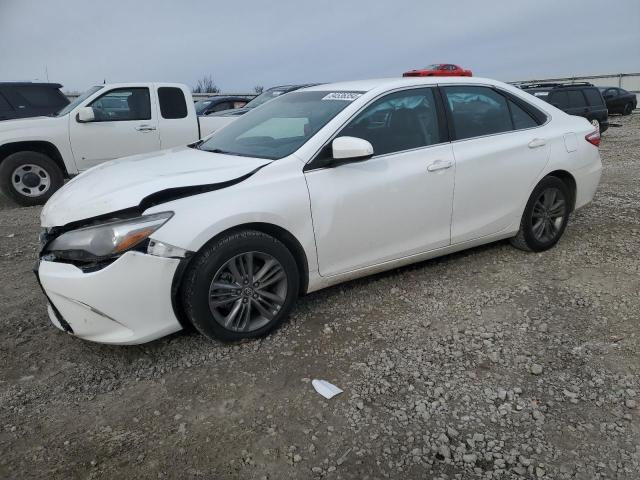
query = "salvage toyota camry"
xmin=36 ymin=77 xmax=602 ymax=344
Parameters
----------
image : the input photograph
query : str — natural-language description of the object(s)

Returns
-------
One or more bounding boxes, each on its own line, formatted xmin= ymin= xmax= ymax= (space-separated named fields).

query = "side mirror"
xmin=76 ymin=106 xmax=95 ymax=123
xmin=330 ymin=136 xmax=374 ymax=165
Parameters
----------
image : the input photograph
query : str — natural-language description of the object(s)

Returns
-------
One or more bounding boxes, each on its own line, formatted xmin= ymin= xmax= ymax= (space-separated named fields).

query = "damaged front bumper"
xmin=36 ymin=251 xmax=184 ymax=345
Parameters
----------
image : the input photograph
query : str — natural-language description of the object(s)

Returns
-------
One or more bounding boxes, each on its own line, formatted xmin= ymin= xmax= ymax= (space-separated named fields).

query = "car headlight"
xmin=46 ymin=212 xmax=173 ymax=262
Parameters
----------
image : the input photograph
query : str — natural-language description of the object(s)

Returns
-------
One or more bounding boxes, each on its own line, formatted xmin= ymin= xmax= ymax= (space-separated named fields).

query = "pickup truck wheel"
xmin=0 ymin=151 xmax=64 ymax=206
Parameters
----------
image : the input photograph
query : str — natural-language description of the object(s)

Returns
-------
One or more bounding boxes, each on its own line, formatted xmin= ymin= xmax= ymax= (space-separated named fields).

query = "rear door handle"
xmin=528 ymin=138 xmax=547 ymax=149
xmin=427 ymin=160 xmax=453 ymax=172
xmin=135 ymin=124 xmax=156 ymax=131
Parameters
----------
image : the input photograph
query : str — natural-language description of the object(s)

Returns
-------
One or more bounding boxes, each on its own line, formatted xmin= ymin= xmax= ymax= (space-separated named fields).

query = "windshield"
xmin=194 ymin=100 xmax=212 ymax=114
xmin=425 ymin=64 xmax=440 ymax=70
xmin=244 ymin=88 xmax=291 ymax=109
xmin=199 ymin=90 xmax=362 ymax=160
xmin=56 ymin=86 xmax=103 ymax=116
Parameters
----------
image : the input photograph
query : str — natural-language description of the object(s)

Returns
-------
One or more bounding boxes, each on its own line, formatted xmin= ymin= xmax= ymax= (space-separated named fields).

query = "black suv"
xmin=517 ymin=82 xmax=608 ymax=132
xmin=0 ymin=82 xmax=69 ymax=121
xmin=599 ymin=87 xmax=637 ymax=115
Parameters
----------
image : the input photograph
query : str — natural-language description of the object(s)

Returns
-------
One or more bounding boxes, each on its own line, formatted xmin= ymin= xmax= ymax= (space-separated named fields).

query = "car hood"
xmin=0 ymin=115 xmax=62 ymax=134
xmin=41 ymin=146 xmax=271 ymax=227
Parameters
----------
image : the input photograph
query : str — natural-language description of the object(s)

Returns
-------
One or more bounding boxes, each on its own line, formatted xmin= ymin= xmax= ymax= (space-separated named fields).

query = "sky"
xmin=1 ymin=0 xmax=638 ymax=93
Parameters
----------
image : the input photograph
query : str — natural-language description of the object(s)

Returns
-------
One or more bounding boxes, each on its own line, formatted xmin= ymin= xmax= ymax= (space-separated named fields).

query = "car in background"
xmin=195 ymin=96 xmax=250 ymax=116
xmin=0 ymin=83 xmax=229 ymax=205
xmin=598 ymin=87 xmax=637 ymax=115
xmin=201 ymin=84 xmax=320 ymax=133
xmin=0 ymin=82 xmax=69 ymax=121
xmin=36 ymin=76 xmax=601 ymax=345
xmin=517 ymin=82 xmax=609 ymax=132
xmin=403 ymin=64 xmax=472 ymax=77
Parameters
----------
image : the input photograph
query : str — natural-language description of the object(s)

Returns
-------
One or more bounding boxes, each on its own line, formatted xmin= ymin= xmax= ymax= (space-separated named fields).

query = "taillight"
xmin=585 ymin=130 xmax=600 ymax=147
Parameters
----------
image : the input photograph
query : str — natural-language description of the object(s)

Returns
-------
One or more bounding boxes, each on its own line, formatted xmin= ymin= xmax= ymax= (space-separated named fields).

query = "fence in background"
xmin=66 ymin=73 xmax=640 ymax=104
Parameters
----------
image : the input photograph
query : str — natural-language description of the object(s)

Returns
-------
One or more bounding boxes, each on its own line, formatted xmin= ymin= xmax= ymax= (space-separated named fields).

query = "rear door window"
xmin=567 ymin=90 xmax=587 ymax=108
xmin=158 ymin=87 xmax=188 ymax=119
xmin=443 ymin=86 xmax=513 ymax=140
xmin=549 ymin=91 xmax=569 ymax=108
xmin=13 ymin=86 xmax=67 ymax=108
xmin=0 ymin=92 xmax=14 ymax=112
xmin=584 ymin=88 xmax=605 ymax=106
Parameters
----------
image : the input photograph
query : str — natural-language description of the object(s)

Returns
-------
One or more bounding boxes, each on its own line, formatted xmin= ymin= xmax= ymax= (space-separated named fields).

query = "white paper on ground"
xmin=312 ymin=379 xmax=343 ymax=399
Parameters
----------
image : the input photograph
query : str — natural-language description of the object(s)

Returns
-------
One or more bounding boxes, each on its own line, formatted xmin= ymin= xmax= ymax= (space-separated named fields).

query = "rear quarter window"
xmin=158 ymin=87 xmax=188 ymax=119
xmin=13 ymin=86 xmax=67 ymax=108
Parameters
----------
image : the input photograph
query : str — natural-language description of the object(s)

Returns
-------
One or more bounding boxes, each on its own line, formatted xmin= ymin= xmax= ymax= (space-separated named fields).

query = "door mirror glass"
xmin=76 ymin=106 xmax=95 ymax=123
xmin=332 ymin=136 xmax=374 ymax=161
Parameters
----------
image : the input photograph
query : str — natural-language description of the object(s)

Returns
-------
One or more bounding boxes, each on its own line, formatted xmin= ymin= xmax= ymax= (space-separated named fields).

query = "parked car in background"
xmin=598 ymin=87 xmax=637 ymax=115
xmin=195 ymin=96 xmax=250 ymax=116
xmin=36 ymin=76 xmax=601 ymax=345
xmin=518 ymin=82 xmax=609 ymax=132
xmin=0 ymin=83 xmax=223 ymax=205
xmin=202 ymin=84 xmax=320 ymax=132
xmin=0 ymin=82 xmax=69 ymax=121
xmin=403 ymin=64 xmax=472 ymax=77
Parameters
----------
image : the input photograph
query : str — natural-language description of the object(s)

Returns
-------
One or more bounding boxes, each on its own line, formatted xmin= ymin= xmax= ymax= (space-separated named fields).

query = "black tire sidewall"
xmin=183 ymin=231 xmax=299 ymax=342
xmin=0 ymin=151 xmax=64 ymax=206
xmin=520 ymin=177 xmax=571 ymax=252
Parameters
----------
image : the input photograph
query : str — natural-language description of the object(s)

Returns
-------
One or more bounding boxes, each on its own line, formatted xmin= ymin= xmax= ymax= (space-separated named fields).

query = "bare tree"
xmin=193 ymin=75 xmax=220 ymax=94
xmin=253 ymin=85 xmax=264 ymax=94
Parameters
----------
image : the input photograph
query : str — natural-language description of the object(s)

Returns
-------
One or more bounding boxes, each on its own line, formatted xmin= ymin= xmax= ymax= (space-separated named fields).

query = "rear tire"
xmin=181 ymin=230 xmax=299 ymax=342
xmin=0 ymin=151 xmax=64 ymax=206
xmin=623 ymin=103 xmax=633 ymax=116
xmin=510 ymin=176 xmax=571 ymax=252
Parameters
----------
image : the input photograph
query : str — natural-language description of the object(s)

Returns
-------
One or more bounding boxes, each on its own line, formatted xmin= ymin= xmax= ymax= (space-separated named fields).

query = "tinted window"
xmin=567 ymin=90 xmax=587 ymax=108
xmin=549 ymin=91 xmax=569 ymax=108
xmin=0 ymin=93 xmax=13 ymax=112
xmin=158 ymin=87 xmax=187 ymax=119
xmin=89 ymin=88 xmax=151 ymax=121
xmin=509 ymin=100 xmax=537 ymax=129
xmin=13 ymin=86 xmax=67 ymax=108
xmin=584 ymin=88 xmax=604 ymax=106
xmin=444 ymin=86 xmax=512 ymax=140
xmin=340 ymin=88 xmax=442 ymax=155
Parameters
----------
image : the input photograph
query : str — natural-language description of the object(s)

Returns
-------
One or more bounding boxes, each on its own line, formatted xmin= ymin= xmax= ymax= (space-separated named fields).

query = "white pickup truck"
xmin=0 ymin=83 xmax=221 ymax=205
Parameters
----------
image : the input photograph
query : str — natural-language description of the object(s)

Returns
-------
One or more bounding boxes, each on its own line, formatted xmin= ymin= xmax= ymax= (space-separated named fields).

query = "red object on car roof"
xmin=403 ymin=64 xmax=473 ymax=77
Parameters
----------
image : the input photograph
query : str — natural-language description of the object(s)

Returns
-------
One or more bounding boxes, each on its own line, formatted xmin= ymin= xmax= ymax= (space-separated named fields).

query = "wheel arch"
xmin=546 ymin=170 xmax=577 ymax=211
xmin=0 ymin=141 xmax=69 ymax=177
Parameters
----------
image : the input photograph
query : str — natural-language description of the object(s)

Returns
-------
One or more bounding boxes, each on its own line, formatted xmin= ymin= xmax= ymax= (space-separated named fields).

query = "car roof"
xmin=301 ymin=76 xmax=499 ymax=93
xmin=0 ymin=82 xmax=63 ymax=88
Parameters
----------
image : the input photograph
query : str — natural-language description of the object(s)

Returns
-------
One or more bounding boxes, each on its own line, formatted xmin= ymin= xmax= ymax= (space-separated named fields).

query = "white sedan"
xmin=37 ymin=77 xmax=602 ymax=344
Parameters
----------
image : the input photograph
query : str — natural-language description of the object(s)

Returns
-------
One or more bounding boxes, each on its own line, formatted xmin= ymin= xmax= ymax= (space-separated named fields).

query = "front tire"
xmin=510 ymin=176 xmax=571 ymax=252
xmin=181 ymin=230 xmax=300 ymax=342
xmin=0 ymin=151 xmax=64 ymax=206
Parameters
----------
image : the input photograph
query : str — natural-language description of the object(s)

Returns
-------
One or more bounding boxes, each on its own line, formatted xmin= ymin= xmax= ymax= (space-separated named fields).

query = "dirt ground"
xmin=1 ymin=115 xmax=639 ymax=480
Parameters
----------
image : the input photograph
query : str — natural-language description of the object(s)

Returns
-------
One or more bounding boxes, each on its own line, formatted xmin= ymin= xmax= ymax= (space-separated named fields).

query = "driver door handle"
xmin=427 ymin=160 xmax=453 ymax=172
xmin=135 ymin=124 xmax=156 ymax=131
xmin=528 ymin=138 xmax=547 ymax=149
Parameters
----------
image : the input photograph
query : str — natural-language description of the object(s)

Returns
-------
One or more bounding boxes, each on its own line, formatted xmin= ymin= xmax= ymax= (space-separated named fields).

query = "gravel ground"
xmin=1 ymin=114 xmax=639 ymax=479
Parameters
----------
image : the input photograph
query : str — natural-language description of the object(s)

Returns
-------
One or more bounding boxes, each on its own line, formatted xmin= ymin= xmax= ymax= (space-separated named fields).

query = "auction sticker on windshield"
xmin=322 ymin=92 xmax=363 ymax=101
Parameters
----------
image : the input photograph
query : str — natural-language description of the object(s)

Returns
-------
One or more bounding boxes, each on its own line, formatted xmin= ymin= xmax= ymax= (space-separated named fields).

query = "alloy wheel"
xmin=531 ymin=187 xmax=566 ymax=243
xmin=208 ymin=251 xmax=288 ymax=332
xmin=11 ymin=164 xmax=51 ymax=197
